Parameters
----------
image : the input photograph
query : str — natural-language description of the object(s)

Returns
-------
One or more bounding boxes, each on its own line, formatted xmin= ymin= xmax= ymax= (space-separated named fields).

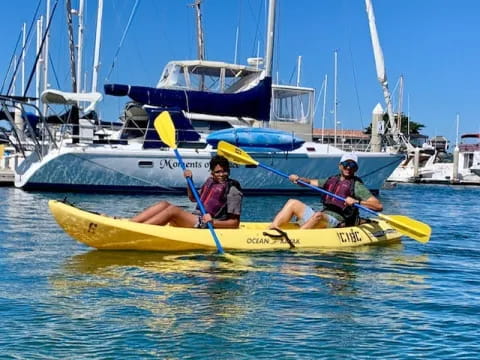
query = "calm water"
xmin=0 ymin=184 xmax=479 ymax=359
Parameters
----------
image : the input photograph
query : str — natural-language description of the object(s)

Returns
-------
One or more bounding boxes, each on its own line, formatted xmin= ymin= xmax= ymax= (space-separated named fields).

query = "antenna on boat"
xmin=296 ymin=55 xmax=302 ymax=86
xmin=234 ymin=26 xmax=239 ymax=64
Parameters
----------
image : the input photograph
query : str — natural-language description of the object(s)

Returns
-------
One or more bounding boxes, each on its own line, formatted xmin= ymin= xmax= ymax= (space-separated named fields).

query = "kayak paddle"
xmin=217 ymin=140 xmax=431 ymax=243
xmin=154 ymin=111 xmax=225 ymax=254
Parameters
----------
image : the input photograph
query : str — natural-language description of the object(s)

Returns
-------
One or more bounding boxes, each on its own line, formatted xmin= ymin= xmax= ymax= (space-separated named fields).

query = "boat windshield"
xmin=156 ymin=62 xmax=262 ymax=93
xmin=271 ymin=86 xmax=314 ymax=124
xmin=459 ymin=134 xmax=480 ymax=152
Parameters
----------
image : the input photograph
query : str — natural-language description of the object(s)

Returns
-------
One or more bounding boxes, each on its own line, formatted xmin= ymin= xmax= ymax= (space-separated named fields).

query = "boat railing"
xmin=459 ymin=143 xmax=480 ymax=152
xmin=0 ymin=95 xmax=58 ymax=160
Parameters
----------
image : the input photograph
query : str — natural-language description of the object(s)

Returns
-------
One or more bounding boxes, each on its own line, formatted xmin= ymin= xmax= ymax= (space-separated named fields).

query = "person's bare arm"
xmin=209 ymin=215 xmax=240 ymax=229
xmin=289 ymin=174 xmax=319 ymax=187
xmin=355 ymin=196 xmax=383 ymax=212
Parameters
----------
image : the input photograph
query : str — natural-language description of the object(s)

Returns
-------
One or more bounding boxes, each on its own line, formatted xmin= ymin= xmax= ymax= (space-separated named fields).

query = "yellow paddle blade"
xmin=379 ymin=214 xmax=431 ymax=243
xmin=217 ymin=141 xmax=259 ymax=166
xmin=153 ymin=111 xmax=177 ymax=149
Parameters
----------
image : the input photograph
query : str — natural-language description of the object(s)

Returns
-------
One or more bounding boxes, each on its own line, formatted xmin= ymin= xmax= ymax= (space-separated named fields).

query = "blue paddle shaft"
xmin=258 ymin=163 xmax=379 ymax=217
xmin=173 ymin=149 xmax=225 ymax=254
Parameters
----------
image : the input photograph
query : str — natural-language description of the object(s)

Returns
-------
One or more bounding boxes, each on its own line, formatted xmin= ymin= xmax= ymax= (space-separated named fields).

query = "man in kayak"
xmin=269 ymin=153 xmax=383 ymax=229
xmin=131 ymin=155 xmax=243 ymax=228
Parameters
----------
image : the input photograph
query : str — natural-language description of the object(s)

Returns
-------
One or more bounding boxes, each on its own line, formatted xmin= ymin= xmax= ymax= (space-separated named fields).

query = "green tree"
xmin=364 ymin=114 xmax=425 ymax=135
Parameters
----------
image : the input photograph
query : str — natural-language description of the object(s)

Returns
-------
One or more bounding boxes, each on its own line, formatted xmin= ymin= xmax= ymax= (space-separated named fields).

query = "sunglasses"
xmin=340 ymin=160 xmax=358 ymax=170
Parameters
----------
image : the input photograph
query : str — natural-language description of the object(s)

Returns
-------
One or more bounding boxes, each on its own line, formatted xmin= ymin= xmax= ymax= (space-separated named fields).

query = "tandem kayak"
xmin=49 ymin=200 xmax=403 ymax=251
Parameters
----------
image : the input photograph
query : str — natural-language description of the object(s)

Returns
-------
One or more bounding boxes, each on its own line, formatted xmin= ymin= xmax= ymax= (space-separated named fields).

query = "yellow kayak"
xmin=49 ymin=200 xmax=403 ymax=251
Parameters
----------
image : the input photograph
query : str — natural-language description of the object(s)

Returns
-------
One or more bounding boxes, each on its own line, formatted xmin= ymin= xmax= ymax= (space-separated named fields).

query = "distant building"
xmin=313 ymin=129 xmax=370 ymax=151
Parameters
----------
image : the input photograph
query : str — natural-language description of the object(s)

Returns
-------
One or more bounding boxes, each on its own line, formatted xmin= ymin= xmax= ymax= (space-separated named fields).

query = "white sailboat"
xmin=11 ymin=0 xmax=403 ymax=194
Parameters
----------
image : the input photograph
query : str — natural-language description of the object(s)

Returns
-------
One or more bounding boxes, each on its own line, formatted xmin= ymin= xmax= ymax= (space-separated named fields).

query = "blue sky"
xmin=1 ymin=0 xmax=479 ymax=145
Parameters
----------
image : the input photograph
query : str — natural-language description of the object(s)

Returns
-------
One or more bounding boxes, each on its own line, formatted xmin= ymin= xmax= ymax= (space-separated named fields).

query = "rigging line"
xmin=247 ymin=0 xmax=264 ymax=57
xmin=105 ymin=0 xmax=141 ymax=82
xmin=287 ymin=63 xmax=296 ymax=85
xmin=23 ymin=0 xmax=59 ymax=98
xmin=5 ymin=0 xmax=43 ymax=95
xmin=234 ymin=0 xmax=243 ymax=63
xmin=348 ymin=43 xmax=364 ymax=130
xmin=274 ymin=0 xmax=280 ymax=79
xmin=312 ymin=77 xmax=326 ymax=118
xmin=48 ymin=52 xmax=61 ymax=89
xmin=1 ymin=29 xmax=22 ymax=94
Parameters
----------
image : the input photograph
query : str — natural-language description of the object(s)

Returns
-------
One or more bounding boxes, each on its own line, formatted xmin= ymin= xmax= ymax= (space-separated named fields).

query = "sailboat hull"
xmin=15 ymin=143 xmax=403 ymax=194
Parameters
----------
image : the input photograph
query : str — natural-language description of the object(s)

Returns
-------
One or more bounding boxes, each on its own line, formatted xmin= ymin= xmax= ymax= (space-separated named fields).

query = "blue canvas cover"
xmin=105 ymin=77 xmax=272 ymax=122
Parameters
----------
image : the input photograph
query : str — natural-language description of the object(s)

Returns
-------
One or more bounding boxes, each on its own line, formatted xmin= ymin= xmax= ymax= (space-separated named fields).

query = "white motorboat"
xmin=388 ymin=134 xmax=480 ymax=185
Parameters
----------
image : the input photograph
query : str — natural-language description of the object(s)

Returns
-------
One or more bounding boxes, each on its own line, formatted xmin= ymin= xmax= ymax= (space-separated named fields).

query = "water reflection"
xmin=51 ymin=250 xmax=265 ymax=331
xmin=63 ymin=250 xmax=256 ymax=275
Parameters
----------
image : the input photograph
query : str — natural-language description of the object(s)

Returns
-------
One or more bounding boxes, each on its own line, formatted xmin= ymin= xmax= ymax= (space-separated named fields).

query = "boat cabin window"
xmin=271 ymin=87 xmax=314 ymax=124
xmin=224 ymin=72 xmax=261 ymax=93
xmin=464 ymin=153 xmax=474 ymax=169
xmin=119 ymin=104 xmax=149 ymax=140
xmin=157 ymin=63 xmax=261 ymax=94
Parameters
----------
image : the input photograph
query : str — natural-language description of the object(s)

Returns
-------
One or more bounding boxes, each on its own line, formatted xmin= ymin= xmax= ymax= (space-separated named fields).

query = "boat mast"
xmin=35 ymin=16 xmax=43 ymax=110
xmin=321 ymin=74 xmax=328 ymax=144
xmin=66 ymin=0 xmax=78 ymax=92
xmin=43 ymin=0 xmax=51 ymax=115
xmin=91 ymin=0 xmax=104 ymax=94
xmin=334 ymin=50 xmax=338 ymax=148
xmin=191 ymin=0 xmax=205 ymax=61
xmin=264 ymin=0 xmax=276 ymax=77
xmin=397 ymin=74 xmax=404 ymax=134
xmin=76 ymin=0 xmax=85 ymax=94
xmin=365 ymin=0 xmax=412 ymax=151
xmin=22 ymin=23 xmax=26 ymax=96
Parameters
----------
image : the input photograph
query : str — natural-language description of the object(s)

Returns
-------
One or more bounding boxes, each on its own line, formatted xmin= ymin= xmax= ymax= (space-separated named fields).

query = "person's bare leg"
xmin=269 ymin=199 xmax=306 ymax=229
xmin=301 ymin=212 xmax=327 ymax=229
xmin=144 ymin=204 xmax=198 ymax=227
xmin=131 ymin=201 xmax=171 ymax=223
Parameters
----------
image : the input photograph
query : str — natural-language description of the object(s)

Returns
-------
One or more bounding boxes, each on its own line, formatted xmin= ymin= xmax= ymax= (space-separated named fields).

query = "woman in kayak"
xmin=269 ymin=153 xmax=383 ymax=229
xmin=131 ymin=155 xmax=243 ymax=228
